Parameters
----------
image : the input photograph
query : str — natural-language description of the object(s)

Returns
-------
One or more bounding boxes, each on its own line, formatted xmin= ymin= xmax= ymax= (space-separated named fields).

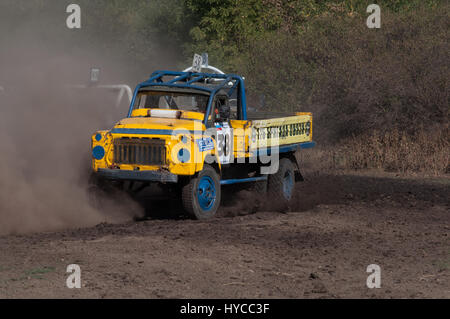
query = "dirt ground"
xmin=0 ymin=170 xmax=448 ymax=299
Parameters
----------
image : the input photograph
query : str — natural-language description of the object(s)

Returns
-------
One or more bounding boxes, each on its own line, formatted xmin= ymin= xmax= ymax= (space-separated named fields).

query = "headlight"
xmin=92 ymin=145 xmax=105 ymax=160
xmin=95 ymin=133 xmax=103 ymax=141
xmin=177 ymin=148 xmax=190 ymax=163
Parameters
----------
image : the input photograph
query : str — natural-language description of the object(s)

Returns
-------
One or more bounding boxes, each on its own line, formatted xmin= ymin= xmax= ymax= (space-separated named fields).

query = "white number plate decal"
xmin=215 ymin=122 xmax=233 ymax=164
xmin=192 ymin=54 xmax=202 ymax=73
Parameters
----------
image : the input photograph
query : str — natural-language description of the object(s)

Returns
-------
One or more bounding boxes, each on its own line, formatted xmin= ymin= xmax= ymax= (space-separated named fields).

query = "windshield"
xmin=133 ymin=90 xmax=210 ymax=113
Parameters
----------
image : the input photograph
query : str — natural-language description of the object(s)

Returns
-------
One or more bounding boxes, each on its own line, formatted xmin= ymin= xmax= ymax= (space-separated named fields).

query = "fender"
xmin=195 ymin=137 xmax=222 ymax=173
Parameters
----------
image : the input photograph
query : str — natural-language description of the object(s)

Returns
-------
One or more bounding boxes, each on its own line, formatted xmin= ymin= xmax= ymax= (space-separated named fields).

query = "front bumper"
xmin=97 ymin=168 xmax=178 ymax=183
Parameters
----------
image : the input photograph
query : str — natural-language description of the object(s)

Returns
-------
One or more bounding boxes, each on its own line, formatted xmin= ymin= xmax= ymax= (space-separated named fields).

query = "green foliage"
xmin=240 ymin=3 xmax=449 ymax=141
xmin=1 ymin=0 xmax=447 ymax=142
xmin=2 ymin=0 xmax=443 ymax=70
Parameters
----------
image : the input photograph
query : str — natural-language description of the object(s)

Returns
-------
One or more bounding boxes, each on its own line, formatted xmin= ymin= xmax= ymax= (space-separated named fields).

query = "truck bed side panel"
xmin=249 ymin=113 xmax=313 ymax=151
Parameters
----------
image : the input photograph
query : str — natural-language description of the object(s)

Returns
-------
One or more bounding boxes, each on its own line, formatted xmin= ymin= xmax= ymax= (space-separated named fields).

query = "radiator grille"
xmin=113 ymin=138 xmax=165 ymax=165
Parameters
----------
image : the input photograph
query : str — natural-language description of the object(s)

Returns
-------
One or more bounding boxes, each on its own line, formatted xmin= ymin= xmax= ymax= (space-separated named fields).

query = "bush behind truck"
xmin=90 ymin=66 xmax=315 ymax=219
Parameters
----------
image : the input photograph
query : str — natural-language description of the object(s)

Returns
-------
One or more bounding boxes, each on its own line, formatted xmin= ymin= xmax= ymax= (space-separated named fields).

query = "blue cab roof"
xmin=128 ymin=70 xmax=248 ymax=121
xmin=138 ymin=70 xmax=245 ymax=93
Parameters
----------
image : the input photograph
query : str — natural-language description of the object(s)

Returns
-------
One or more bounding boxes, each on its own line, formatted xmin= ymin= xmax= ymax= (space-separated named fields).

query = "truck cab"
xmin=91 ymin=70 xmax=315 ymax=219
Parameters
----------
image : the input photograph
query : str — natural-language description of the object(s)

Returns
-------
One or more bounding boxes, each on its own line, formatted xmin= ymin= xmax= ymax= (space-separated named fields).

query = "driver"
xmin=195 ymin=95 xmax=209 ymax=113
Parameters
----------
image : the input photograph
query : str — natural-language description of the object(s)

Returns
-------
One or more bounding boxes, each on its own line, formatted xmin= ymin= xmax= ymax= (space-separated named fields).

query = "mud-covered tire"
xmin=267 ymin=158 xmax=296 ymax=209
xmin=182 ymin=165 xmax=221 ymax=220
xmin=252 ymin=179 xmax=268 ymax=194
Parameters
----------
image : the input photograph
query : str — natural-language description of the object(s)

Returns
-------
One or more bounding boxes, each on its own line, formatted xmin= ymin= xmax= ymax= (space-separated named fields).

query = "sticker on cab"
xmin=197 ymin=137 xmax=214 ymax=152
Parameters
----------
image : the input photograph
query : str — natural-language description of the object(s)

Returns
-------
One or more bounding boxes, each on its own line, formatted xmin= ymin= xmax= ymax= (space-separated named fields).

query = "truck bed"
xmin=247 ymin=112 xmax=313 ymax=151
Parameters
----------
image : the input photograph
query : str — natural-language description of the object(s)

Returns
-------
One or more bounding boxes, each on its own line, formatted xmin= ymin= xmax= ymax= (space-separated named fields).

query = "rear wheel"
xmin=267 ymin=158 xmax=295 ymax=209
xmin=182 ymin=165 xmax=221 ymax=219
xmin=252 ymin=178 xmax=268 ymax=194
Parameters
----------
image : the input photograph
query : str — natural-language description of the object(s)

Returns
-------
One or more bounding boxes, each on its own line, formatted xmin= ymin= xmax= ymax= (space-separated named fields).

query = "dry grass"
xmin=302 ymin=127 xmax=449 ymax=175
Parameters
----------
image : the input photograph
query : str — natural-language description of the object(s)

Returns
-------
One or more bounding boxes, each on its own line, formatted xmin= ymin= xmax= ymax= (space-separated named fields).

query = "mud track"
xmin=0 ymin=171 xmax=448 ymax=298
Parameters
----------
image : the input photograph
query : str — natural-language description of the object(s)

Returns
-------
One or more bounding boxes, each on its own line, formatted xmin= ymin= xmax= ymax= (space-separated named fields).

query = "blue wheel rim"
xmin=197 ymin=176 xmax=216 ymax=211
xmin=283 ymin=170 xmax=294 ymax=200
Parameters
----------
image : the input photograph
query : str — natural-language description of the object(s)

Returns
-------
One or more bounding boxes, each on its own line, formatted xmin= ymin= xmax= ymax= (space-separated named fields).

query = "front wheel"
xmin=182 ymin=165 xmax=221 ymax=219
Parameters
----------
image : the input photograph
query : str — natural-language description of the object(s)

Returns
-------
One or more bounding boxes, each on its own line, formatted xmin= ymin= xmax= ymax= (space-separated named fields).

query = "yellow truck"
xmin=91 ymin=70 xmax=315 ymax=219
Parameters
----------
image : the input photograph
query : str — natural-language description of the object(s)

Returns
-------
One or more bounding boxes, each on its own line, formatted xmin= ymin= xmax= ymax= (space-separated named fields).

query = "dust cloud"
xmin=0 ymin=17 xmax=155 ymax=235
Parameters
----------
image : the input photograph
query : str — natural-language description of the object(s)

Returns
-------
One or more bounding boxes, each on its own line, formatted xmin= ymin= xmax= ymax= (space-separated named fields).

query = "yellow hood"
xmin=112 ymin=117 xmax=205 ymax=135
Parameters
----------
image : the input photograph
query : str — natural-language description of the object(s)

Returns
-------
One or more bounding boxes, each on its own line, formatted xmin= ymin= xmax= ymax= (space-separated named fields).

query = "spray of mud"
xmin=218 ymin=171 xmax=343 ymax=218
xmin=0 ymin=19 xmax=158 ymax=235
xmin=0 ymin=58 xmax=147 ymax=235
